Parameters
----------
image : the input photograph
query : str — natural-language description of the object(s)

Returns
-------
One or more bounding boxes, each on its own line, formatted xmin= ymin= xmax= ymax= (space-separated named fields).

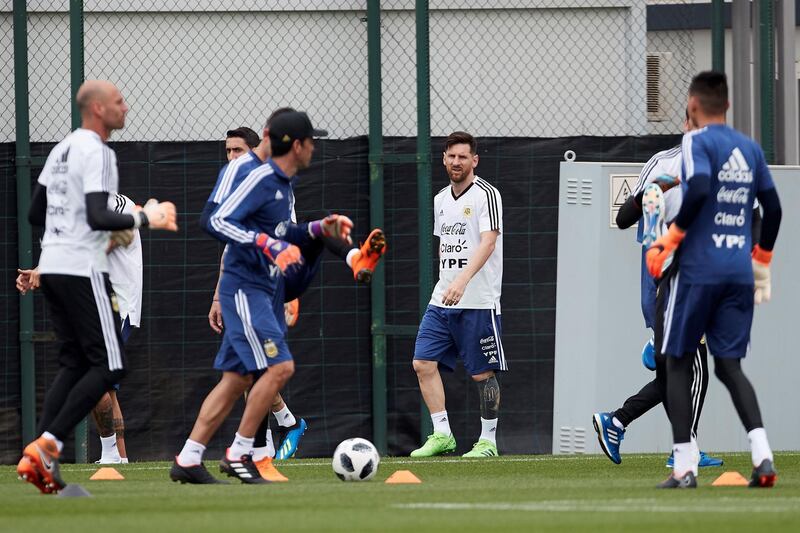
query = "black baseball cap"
xmin=226 ymin=127 xmax=260 ymax=148
xmin=268 ymin=111 xmax=328 ymax=152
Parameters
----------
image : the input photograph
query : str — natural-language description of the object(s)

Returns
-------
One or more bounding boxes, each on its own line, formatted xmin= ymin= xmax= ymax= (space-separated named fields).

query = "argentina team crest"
xmin=110 ymin=293 xmax=120 ymax=313
xmin=264 ymin=339 xmax=279 ymax=358
xmin=463 ymin=205 xmax=473 ymax=218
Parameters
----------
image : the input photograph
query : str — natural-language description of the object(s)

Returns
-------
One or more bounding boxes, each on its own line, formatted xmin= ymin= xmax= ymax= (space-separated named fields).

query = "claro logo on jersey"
xmin=440 ymin=222 xmax=467 ymax=235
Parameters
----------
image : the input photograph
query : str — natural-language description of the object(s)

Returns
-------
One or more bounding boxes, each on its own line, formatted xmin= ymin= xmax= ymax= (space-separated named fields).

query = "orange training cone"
xmin=385 ymin=470 xmax=422 ymax=484
xmin=90 ymin=467 xmax=125 ymax=480
xmin=711 ymin=471 xmax=749 ymax=486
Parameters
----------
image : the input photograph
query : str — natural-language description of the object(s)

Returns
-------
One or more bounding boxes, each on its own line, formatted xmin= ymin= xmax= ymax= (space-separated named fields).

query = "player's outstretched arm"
xmin=84 ymin=193 xmax=177 ymax=232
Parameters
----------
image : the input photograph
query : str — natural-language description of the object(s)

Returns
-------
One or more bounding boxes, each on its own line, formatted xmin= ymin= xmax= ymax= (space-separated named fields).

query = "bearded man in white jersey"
xmin=411 ymin=131 xmax=506 ymax=458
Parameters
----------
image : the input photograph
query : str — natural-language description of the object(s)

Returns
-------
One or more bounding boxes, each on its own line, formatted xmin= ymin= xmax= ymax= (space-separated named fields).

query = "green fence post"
xmin=758 ymin=0 xmax=775 ymax=163
xmin=71 ymin=0 xmax=88 ymax=463
xmin=14 ymin=0 xmax=36 ymax=447
xmin=711 ymin=0 xmax=725 ymax=72
xmin=416 ymin=0 xmax=433 ymax=439
xmin=367 ymin=0 xmax=387 ymax=456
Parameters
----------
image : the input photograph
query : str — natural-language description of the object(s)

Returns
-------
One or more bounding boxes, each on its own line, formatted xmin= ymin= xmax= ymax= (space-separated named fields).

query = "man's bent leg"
xmin=188 ymin=371 xmax=253 ymax=445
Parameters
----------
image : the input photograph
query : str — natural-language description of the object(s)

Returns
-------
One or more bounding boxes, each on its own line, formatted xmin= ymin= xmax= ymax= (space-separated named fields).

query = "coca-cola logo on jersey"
xmin=717 ymin=186 xmax=749 ymax=205
xmin=440 ymin=222 xmax=467 ymax=235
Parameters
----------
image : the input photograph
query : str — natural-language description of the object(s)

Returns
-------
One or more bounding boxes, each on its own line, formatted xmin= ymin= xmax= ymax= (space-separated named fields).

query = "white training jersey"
xmin=37 ymin=128 xmax=119 ymax=277
xmin=430 ymin=176 xmax=503 ymax=312
xmin=107 ymin=194 xmax=143 ymax=327
xmin=632 ymin=145 xmax=683 ymax=228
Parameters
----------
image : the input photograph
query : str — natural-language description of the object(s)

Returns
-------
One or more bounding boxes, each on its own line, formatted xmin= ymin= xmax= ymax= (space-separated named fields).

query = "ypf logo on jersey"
xmin=264 ymin=339 xmax=279 ymax=358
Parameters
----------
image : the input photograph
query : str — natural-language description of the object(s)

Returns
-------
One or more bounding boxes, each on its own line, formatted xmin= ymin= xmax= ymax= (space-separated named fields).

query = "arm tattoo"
xmin=476 ymin=375 xmax=500 ymax=420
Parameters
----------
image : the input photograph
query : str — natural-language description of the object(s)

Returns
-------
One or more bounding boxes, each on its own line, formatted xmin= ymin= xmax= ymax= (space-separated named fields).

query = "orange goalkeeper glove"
xmin=254 ymin=234 xmax=303 ymax=273
xmin=646 ymin=224 xmax=685 ymax=278
xmin=752 ymin=245 xmax=773 ymax=304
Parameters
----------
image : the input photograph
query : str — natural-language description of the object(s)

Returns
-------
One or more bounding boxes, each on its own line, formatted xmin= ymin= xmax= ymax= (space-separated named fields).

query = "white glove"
xmin=109 ymin=229 xmax=134 ymax=248
xmin=753 ymin=260 xmax=771 ymax=304
xmin=141 ymin=198 xmax=178 ymax=231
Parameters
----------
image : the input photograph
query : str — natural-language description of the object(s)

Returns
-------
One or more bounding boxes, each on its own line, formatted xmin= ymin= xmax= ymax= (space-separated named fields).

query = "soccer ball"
xmin=332 ymin=438 xmax=380 ymax=481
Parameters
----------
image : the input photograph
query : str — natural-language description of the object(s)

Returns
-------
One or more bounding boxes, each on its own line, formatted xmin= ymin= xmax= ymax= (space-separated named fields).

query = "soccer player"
xmin=207 ymin=109 xmax=353 ymax=483
xmin=15 ymin=193 xmax=143 ymax=465
xmin=647 ymin=71 xmax=782 ymax=488
xmin=207 ymin=125 xmax=308 ymax=470
xmin=410 ymin=131 xmax=505 ymax=458
xmin=16 ymin=80 xmax=177 ymax=494
xmin=592 ymin=111 xmax=723 ymax=468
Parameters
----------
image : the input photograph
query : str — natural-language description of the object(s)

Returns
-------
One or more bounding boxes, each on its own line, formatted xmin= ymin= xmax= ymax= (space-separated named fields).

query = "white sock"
xmin=431 ymin=410 xmax=452 ymax=436
xmin=345 ymin=248 xmax=359 ymax=267
xmin=100 ymin=434 xmax=120 ymax=459
xmin=273 ymin=405 xmax=296 ymax=428
xmin=176 ymin=439 xmax=206 ymax=466
xmin=266 ymin=429 xmax=276 ymax=458
xmin=41 ymin=431 xmax=64 ymax=453
xmin=227 ymin=433 xmax=255 ymax=460
xmin=612 ymin=417 xmax=625 ymax=430
xmin=748 ymin=427 xmax=774 ymax=466
xmin=479 ymin=417 xmax=498 ymax=444
xmin=252 ymin=446 xmax=270 ymax=461
xmin=673 ymin=441 xmax=698 ymax=477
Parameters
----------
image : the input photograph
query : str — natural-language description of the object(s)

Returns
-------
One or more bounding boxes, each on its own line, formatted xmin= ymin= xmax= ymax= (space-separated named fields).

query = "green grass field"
xmin=2 ymin=453 xmax=800 ymax=532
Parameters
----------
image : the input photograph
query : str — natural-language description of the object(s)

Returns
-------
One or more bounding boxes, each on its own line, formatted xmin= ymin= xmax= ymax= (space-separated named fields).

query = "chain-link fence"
xmin=3 ymin=0 xmax=699 ymax=461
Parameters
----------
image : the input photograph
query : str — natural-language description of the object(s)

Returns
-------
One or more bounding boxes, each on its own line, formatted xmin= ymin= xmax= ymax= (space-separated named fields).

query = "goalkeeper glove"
xmin=752 ymin=245 xmax=773 ymax=304
xmin=139 ymin=198 xmax=178 ymax=231
xmin=254 ymin=234 xmax=303 ymax=273
xmin=309 ymin=214 xmax=353 ymax=244
xmin=646 ymin=224 xmax=685 ymax=278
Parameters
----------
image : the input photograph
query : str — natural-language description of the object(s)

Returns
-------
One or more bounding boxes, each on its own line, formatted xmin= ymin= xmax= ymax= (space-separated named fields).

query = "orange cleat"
xmin=21 ymin=436 xmax=65 ymax=493
xmin=284 ymin=299 xmax=300 ymax=328
xmin=351 ymin=228 xmax=387 ymax=284
xmin=254 ymin=456 xmax=289 ymax=482
xmin=17 ymin=455 xmax=53 ymax=494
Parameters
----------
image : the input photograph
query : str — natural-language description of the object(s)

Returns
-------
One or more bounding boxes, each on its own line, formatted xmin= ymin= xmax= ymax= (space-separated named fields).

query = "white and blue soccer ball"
xmin=332 ymin=438 xmax=380 ymax=481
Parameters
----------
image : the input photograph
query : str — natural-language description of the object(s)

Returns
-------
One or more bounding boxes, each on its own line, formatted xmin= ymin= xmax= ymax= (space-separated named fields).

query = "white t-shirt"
xmin=430 ymin=176 xmax=503 ymax=312
xmin=632 ymin=145 xmax=683 ymax=228
xmin=37 ymin=128 xmax=119 ymax=277
xmin=107 ymin=194 xmax=143 ymax=327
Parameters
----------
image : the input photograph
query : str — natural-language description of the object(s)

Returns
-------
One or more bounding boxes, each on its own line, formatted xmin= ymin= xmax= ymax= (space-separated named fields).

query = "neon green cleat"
xmin=409 ymin=432 xmax=456 ymax=457
xmin=462 ymin=439 xmax=498 ymax=458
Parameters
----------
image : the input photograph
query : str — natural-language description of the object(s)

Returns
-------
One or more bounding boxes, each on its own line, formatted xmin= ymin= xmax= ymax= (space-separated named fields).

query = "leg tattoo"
xmin=92 ymin=395 xmax=115 ymax=438
xmin=112 ymin=417 xmax=125 ymax=439
xmin=476 ymin=375 xmax=500 ymax=420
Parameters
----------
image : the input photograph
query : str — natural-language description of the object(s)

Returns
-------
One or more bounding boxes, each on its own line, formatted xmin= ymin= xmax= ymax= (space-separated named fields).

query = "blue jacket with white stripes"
xmin=206 ymin=159 xmax=313 ymax=294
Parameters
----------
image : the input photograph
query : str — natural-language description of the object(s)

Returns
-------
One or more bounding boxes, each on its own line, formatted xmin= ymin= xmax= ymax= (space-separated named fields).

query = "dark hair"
xmin=689 ymin=71 xmax=728 ymax=115
xmin=226 ymin=127 xmax=259 ymax=148
xmin=444 ymin=131 xmax=476 ymax=154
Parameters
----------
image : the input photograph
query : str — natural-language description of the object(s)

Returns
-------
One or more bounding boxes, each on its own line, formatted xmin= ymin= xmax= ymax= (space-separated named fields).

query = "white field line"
xmin=393 ymin=498 xmax=800 ymax=514
xmin=61 ymin=452 xmax=800 ymax=472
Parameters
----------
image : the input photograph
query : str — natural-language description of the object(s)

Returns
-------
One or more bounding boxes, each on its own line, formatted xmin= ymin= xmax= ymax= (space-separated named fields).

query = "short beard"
xmin=448 ymin=169 xmax=468 ymax=183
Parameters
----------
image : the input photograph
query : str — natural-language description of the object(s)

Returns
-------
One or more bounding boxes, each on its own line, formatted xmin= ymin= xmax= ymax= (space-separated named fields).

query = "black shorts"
xmin=40 ymin=271 xmax=126 ymax=371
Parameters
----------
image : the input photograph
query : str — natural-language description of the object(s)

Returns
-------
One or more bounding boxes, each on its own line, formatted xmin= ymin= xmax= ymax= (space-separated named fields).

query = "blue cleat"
xmin=666 ymin=451 xmax=723 ymax=468
xmin=641 ymin=337 xmax=656 ymax=371
xmin=275 ymin=418 xmax=307 ymax=460
xmin=592 ymin=412 xmax=624 ymax=464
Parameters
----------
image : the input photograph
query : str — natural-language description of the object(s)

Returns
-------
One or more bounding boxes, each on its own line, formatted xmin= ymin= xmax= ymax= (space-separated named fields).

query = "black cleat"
xmin=219 ymin=451 xmax=270 ymax=484
xmin=170 ymin=458 xmax=229 ymax=484
xmin=749 ymin=459 xmax=778 ymax=488
xmin=657 ymin=471 xmax=697 ymax=489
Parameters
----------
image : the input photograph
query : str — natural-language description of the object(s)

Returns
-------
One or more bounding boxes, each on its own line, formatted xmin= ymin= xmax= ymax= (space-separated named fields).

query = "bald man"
xmin=16 ymin=80 xmax=178 ymax=494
